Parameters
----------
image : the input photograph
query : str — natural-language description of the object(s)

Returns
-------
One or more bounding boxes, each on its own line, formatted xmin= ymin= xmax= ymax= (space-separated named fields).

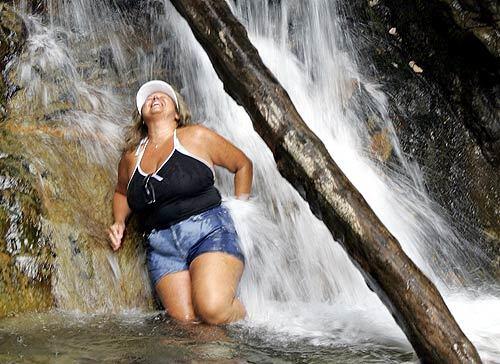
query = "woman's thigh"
xmin=189 ymin=252 xmax=244 ymax=310
xmin=155 ymin=270 xmax=196 ymax=322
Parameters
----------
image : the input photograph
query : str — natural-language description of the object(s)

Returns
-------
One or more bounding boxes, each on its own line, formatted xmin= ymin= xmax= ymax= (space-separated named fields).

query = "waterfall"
xmin=7 ymin=0 xmax=500 ymax=361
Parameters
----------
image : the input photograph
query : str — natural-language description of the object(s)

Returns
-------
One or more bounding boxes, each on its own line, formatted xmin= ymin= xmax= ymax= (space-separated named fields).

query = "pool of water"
xmin=0 ymin=311 xmax=415 ymax=363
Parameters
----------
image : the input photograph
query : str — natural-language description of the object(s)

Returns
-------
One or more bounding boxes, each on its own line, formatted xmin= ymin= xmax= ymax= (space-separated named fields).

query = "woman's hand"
xmin=108 ymin=222 xmax=125 ymax=251
xmin=109 ymin=152 xmax=134 ymax=252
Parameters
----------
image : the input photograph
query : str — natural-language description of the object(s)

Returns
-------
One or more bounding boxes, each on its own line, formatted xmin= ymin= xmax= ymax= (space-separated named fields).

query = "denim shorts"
xmin=146 ymin=205 xmax=244 ymax=287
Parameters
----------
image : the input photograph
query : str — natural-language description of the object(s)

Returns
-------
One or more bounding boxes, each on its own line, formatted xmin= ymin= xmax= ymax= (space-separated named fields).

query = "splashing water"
xmin=6 ymin=0 xmax=500 ymax=362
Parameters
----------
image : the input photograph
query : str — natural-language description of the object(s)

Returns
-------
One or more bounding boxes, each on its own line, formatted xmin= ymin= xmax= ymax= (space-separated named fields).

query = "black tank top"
xmin=127 ymin=129 xmax=221 ymax=232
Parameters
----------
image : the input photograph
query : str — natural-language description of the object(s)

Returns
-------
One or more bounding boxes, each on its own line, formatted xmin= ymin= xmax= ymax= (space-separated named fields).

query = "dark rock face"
xmin=439 ymin=0 xmax=499 ymax=61
xmin=347 ymin=0 xmax=499 ymax=273
xmin=350 ymin=0 xmax=499 ymax=164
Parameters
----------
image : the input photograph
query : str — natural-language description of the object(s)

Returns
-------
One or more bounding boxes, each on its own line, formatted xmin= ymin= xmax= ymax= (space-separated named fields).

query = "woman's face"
xmin=141 ymin=91 xmax=178 ymax=121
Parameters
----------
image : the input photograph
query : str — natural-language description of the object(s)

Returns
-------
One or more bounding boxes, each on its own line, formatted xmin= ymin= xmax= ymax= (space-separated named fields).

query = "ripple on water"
xmin=0 ymin=311 xmax=417 ymax=363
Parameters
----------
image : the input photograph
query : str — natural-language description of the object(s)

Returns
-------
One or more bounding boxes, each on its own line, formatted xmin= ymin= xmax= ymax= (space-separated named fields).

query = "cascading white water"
xmin=9 ymin=0 xmax=500 ymax=361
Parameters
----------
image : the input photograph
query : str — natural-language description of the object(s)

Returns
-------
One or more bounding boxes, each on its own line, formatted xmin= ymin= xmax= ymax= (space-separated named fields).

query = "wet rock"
xmin=371 ymin=129 xmax=393 ymax=161
xmin=0 ymin=153 xmax=53 ymax=316
xmin=0 ymin=0 xmax=156 ymax=315
xmin=0 ymin=3 xmax=27 ymax=120
xmin=440 ymin=0 xmax=499 ymax=59
xmin=0 ymin=3 xmax=54 ymax=317
xmin=351 ymin=0 xmax=499 ymax=164
xmin=98 ymin=46 xmax=119 ymax=74
xmin=347 ymin=0 xmax=500 ymax=275
xmin=0 ymin=4 xmax=26 ymax=61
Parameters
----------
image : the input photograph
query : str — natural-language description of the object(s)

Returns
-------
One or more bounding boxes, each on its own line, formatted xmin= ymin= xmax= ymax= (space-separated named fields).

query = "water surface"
xmin=0 ymin=311 xmax=415 ymax=363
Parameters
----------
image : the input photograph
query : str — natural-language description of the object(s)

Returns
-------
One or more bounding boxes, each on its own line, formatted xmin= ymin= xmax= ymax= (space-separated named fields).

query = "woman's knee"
xmin=154 ymin=271 xmax=197 ymax=323
xmin=193 ymin=297 xmax=232 ymax=325
xmin=168 ymin=310 xmax=197 ymax=323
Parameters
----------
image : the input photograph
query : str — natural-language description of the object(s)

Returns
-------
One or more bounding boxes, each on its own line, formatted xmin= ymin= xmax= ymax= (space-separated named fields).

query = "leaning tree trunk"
xmin=168 ymin=0 xmax=482 ymax=362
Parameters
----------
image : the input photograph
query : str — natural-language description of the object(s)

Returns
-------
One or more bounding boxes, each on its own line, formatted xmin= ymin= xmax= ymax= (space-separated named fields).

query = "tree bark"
xmin=168 ymin=0 xmax=482 ymax=362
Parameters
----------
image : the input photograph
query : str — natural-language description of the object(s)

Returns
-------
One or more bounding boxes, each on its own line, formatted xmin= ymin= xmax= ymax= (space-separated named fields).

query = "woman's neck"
xmin=146 ymin=118 xmax=177 ymax=142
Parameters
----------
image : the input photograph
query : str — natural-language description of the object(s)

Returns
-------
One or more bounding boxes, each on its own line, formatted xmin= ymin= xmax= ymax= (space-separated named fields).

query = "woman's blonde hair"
xmin=123 ymin=88 xmax=192 ymax=153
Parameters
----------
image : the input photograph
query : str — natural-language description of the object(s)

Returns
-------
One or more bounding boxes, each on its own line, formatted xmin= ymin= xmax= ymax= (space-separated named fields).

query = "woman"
xmin=108 ymin=80 xmax=253 ymax=324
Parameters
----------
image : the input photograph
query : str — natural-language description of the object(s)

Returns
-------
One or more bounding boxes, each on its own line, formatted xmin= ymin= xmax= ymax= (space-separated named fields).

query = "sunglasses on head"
xmin=143 ymin=174 xmax=156 ymax=204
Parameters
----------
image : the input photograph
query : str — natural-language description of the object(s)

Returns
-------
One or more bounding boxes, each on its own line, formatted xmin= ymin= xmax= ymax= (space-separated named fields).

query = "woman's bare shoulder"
xmin=116 ymin=149 xmax=136 ymax=191
xmin=118 ymin=149 xmax=138 ymax=178
xmin=178 ymin=123 xmax=214 ymax=141
xmin=179 ymin=123 xmax=211 ymax=134
xmin=121 ymin=149 xmax=136 ymax=165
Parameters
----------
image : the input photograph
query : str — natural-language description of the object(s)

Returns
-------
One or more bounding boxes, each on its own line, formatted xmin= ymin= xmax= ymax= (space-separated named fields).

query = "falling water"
xmin=4 ymin=0 xmax=500 ymax=362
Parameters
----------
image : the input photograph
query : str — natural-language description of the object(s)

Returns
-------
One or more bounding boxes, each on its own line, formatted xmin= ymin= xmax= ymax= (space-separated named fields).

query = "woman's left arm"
xmin=199 ymin=126 xmax=253 ymax=200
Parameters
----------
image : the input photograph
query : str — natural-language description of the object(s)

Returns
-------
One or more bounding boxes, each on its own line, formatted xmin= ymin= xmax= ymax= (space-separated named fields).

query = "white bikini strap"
xmin=173 ymin=128 xmax=216 ymax=178
xmin=134 ymin=137 xmax=147 ymax=156
xmin=127 ymin=137 xmax=149 ymax=189
xmin=173 ymin=128 xmax=179 ymax=148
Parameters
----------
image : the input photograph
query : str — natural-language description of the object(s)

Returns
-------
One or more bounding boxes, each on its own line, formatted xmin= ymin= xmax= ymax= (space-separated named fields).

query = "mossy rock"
xmin=0 ymin=3 xmax=27 ymax=120
xmin=0 ymin=153 xmax=53 ymax=317
xmin=0 ymin=3 xmax=27 ymax=61
xmin=0 ymin=3 xmax=51 ymax=317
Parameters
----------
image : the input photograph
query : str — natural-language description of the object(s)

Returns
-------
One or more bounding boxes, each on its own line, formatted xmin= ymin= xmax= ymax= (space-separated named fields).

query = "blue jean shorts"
xmin=146 ymin=205 xmax=244 ymax=287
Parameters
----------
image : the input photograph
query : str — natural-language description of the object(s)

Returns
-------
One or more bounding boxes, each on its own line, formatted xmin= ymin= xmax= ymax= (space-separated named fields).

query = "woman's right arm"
xmin=108 ymin=153 xmax=133 ymax=251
